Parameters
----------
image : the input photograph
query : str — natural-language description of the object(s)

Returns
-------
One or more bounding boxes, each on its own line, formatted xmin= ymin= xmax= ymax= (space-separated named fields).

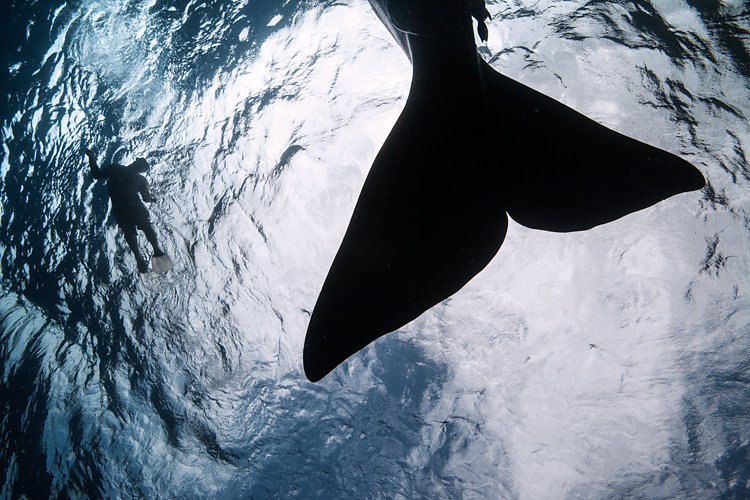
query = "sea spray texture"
xmin=1 ymin=0 xmax=749 ymax=498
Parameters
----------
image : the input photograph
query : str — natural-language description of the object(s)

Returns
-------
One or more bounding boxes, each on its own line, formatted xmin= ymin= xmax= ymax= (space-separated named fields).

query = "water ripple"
xmin=1 ymin=0 xmax=749 ymax=497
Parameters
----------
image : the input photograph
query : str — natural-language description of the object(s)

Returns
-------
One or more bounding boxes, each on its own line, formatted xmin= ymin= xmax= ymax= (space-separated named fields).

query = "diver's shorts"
xmin=113 ymin=203 xmax=151 ymax=233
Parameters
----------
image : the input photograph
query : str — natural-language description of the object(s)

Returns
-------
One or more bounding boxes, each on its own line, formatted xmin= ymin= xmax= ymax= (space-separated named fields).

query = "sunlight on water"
xmin=1 ymin=0 xmax=749 ymax=497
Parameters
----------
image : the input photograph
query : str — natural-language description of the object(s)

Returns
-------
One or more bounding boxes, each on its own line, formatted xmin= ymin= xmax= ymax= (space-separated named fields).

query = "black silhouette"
xmin=85 ymin=149 xmax=165 ymax=273
xmin=303 ymin=0 xmax=705 ymax=382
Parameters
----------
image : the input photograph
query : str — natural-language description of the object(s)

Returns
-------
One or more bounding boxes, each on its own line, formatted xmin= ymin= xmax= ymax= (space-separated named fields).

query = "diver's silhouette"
xmin=85 ymin=149 xmax=165 ymax=273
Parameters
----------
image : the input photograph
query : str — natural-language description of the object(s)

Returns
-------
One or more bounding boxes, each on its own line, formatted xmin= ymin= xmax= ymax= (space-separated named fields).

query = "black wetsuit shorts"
xmin=112 ymin=202 xmax=151 ymax=234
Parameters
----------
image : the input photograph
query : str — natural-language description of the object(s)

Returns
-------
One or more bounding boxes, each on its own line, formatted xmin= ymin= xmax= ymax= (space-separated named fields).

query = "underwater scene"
xmin=1 ymin=0 xmax=749 ymax=497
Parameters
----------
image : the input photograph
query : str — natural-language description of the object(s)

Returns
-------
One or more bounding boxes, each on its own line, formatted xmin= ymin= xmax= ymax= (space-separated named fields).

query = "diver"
xmin=85 ymin=148 xmax=166 ymax=273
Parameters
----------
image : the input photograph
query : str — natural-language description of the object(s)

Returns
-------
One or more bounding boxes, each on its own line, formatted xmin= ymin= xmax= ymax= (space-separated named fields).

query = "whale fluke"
xmin=303 ymin=0 xmax=705 ymax=382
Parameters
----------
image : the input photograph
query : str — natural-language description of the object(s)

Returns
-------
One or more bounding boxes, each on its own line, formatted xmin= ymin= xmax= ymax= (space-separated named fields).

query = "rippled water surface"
xmin=2 ymin=0 xmax=749 ymax=497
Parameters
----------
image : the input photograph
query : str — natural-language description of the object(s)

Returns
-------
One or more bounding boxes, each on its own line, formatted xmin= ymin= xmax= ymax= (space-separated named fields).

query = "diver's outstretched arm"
xmin=85 ymin=149 xmax=107 ymax=179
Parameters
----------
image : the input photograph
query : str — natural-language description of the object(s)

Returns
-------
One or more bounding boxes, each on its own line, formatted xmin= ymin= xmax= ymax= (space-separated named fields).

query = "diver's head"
xmin=129 ymin=158 xmax=150 ymax=173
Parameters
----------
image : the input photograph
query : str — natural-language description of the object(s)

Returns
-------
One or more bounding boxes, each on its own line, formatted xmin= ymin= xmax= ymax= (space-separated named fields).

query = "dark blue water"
xmin=2 ymin=0 xmax=749 ymax=497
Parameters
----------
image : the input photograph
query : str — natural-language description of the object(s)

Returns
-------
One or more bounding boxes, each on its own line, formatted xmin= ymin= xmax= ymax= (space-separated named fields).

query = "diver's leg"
xmin=123 ymin=228 xmax=148 ymax=273
xmin=139 ymin=214 xmax=164 ymax=257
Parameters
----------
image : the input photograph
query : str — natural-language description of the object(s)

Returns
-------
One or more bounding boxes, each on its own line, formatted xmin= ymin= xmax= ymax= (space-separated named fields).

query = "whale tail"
xmin=304 ymin=59 xmax=508 ymax=382
xmin=477 ymin=60 xmax=705 ymax=232
xmin=303 ymin=48 xmax=705 ymax=384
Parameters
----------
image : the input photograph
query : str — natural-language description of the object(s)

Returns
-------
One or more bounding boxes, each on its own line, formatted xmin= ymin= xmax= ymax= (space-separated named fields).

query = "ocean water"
xmin=1 ymin=0 xmax=749 ymax=498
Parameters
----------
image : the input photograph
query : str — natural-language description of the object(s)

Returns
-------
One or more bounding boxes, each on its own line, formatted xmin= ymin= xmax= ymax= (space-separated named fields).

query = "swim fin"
xmin=151 ymin=253 xmax=173 ymax=274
